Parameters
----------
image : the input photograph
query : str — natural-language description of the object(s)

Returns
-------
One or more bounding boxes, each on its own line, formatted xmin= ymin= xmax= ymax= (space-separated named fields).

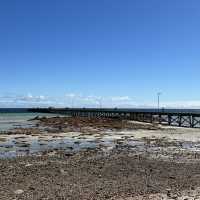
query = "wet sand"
xmin=1 ymin=117 xmax=200 ymax=199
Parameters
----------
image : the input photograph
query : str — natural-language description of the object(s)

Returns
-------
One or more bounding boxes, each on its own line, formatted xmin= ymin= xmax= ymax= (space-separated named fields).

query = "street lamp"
xmin=97 ymin=97 xmax=102 ymax=109
xmin=157 ymin=92 xmax=162 ymax=112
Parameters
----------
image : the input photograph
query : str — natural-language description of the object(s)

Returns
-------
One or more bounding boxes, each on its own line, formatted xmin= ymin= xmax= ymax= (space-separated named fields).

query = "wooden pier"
xmin=28 ymin=108 xmax=200 ymax=128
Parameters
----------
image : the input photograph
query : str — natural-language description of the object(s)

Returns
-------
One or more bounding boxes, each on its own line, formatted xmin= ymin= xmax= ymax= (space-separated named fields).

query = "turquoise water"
xmin=0 ymin=113 xmax=60 ymax=132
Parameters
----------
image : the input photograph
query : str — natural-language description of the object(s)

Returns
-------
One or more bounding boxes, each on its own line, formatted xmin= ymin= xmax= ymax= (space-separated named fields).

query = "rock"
xmin=14 ymin=189 xmax=24 ymax=195
xmin=25 ymin=163 xmax=33 ymax=167
xmin=28 ymin=186 xmax=35 ymax=191
xmin=65 ymin=152 xmax=74 ymax=157
xmin=28 ymin=116 xmax=40 ymax=121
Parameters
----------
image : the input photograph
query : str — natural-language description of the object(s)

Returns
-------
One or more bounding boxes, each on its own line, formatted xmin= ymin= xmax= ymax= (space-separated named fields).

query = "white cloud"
xmin=16 ymin=94 xmax=47 ymax=102
xmin=111 ymin=96 xmax=131 ymax=101
xmin=63 ymin=94 xmax=137 ymax=108
xmin=160 ymin=101 xmax=200 ymax=108
xmin=0 ymin=94 xmax=53 ymax=108
xmin=65 ymin=93 xmax=77 ymax=98
xmin=1 ymin=93 xmax=200 ymax=108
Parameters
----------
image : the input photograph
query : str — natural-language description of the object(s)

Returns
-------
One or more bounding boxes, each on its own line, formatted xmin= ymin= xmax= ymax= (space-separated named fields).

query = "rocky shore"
xmin=1 ymin=148 xmax=200 ymax=200
xmin=1 ymin=116 xmax=200 ymax=199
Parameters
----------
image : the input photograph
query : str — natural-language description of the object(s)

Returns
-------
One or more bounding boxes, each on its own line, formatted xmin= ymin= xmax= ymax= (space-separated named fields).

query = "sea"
xmin=0 ymin=108 xmax=61 ymax=132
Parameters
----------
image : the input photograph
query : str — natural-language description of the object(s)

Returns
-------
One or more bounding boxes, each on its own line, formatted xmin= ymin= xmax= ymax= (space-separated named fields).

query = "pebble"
xmin=14 ymin=189 xmax=24 ymax=195
xmin=25 ymin=163 xmax=33 ymax=167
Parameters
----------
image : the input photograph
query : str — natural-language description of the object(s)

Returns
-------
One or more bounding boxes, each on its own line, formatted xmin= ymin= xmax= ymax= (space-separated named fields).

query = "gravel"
xmin=1 ymin=149 xmax=200 ymax=200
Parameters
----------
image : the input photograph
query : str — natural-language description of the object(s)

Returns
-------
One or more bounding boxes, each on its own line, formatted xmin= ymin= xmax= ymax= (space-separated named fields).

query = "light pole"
xmin=99 ymin=98 xmax=102 ymax=109
xmin=97 ymin=97 xmax=102 ymax=109
xmin=71 ymin=98 xmax=74 ymax=108
xmin=157 ymin=92 xmax=162 ymax=112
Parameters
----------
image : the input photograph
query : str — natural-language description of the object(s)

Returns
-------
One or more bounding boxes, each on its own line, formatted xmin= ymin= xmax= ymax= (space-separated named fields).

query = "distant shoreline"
xmin=1 ymin=107 xmax=200 ymax=114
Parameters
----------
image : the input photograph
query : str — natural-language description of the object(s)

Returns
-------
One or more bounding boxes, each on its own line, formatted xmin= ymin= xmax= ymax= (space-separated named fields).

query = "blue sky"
xmin=1 ymin=0 xmax=200 ymax=108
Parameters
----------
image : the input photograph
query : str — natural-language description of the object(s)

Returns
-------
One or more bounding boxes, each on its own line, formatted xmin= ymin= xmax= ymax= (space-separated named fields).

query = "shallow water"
xmin=1 ymin=129 xmax=200 ymax=159
xmin=0 ymin=131 xmax=118 ymax=158
xmin=1 ymin=112 xmax=200 ymax=159
xmin=0 ymin=112 xmax=63 ymax=132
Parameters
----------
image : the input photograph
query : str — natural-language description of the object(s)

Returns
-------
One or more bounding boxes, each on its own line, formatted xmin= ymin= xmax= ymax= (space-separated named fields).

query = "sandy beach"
xmin=1 ymin=117 xmax=200 ymax=199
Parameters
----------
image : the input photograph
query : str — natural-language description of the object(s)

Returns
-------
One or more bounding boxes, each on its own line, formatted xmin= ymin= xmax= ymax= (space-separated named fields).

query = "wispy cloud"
xmin=111 ymin=96 xmax=131 ymax=101
xmin=160 ymin=101 xmax=200 ymax=108
xmin=16 ymin=94 xmax=46 ymax=102
xmin=0 ymin=94 xmax=53 ymax=107
xmin=1 ymin=93 xmax=200 ymax=108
